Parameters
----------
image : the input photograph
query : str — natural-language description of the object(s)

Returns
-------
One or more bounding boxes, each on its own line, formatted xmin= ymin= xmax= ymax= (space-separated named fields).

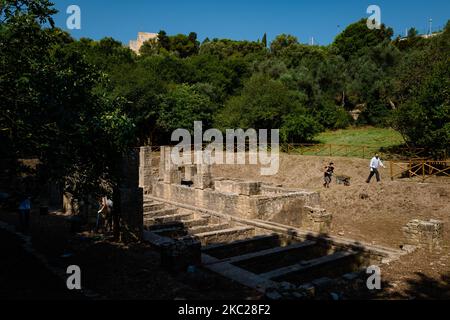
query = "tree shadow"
xmin=400 ymin=272 xmax=450 ymax=300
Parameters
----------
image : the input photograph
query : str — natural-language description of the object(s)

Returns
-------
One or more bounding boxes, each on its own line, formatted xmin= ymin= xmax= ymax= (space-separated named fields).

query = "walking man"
xmin=366 ymin=153 xmax=385 ymax=183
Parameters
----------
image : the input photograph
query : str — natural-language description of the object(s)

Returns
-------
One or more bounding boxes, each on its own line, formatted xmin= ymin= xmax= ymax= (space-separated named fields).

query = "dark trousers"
xmin=367 ymin=168 xmax=381 ymax=183
xmin=95 ymin=212 xmax=104 ymax=233
xmin=18 ymin=209 xmax=30 ymax=232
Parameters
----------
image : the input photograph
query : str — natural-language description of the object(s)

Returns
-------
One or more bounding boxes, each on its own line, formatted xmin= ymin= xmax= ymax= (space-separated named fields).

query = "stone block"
xmin=160 ymin=238 xmax=202 ymax=272
xmin=403 ymin=219 xmax=444 ymax=251
xmin=214 ymin=180 xmax=236 ymax=194
xmin=194 ymin=164 xmax=212 ymax=190
xmin=233 ymin=182 xmax=262 ymax=196
xmin=303 ymin=206 xmax=332 ymax=233
xmin=184 ymin=165 xmax=197 ymax=181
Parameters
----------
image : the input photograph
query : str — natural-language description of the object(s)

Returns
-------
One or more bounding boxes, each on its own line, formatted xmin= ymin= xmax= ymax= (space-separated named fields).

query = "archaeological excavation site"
xmin=2 ymin=145 xmax=448 ymax=301
xmin=2 ymin=0 xmax=449 ymax=309
xmin=129 ymin=146 xmax=421 ymax=299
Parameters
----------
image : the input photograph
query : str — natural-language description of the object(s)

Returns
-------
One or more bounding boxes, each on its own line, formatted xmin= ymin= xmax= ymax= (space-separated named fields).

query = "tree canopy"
xmin=1 ymin=0 xmax=449 ymax=196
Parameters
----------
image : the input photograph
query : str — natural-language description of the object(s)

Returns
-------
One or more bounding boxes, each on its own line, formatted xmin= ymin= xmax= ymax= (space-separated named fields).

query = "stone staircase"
xmin=142 ymin=195 xmax=404 ymax=299
xmin=143 ymin=196 xmax=256 ymax=246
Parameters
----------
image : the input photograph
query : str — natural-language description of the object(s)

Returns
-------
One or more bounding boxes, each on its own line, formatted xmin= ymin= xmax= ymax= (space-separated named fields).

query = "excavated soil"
xmin=212 ymin=154 xmax=450 ymax=299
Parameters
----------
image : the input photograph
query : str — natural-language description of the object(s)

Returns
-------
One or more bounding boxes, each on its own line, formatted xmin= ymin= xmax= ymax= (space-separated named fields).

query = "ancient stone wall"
xmin=148 ymin=146 xmax=332 ymax=234
xmin=119 ymin=150 xmax=144 ymax=238
xmin=403 ymin=219 xmax=444 ymax=251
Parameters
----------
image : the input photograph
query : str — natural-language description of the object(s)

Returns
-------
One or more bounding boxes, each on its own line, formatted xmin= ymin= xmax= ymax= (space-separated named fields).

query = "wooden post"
xmin=409 ymin=160 xmax=412 ymax=179
xmin=390 ymin=161 xmax=394 ymax=181
xmin=422 ymin=161 xmax=425 ymax=182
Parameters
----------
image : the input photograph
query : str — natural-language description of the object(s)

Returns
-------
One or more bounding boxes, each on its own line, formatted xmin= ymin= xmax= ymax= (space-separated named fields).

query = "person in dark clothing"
xmin=323 ymin=162 xmax=335 ymax=188
xmin=95 ymin=197 xmax=107 ymax=233
xmin=18 ymin=195 xmax=31 ymax=233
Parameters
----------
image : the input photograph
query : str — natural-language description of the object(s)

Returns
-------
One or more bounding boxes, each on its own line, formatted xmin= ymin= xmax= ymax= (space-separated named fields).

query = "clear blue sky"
xmin=52 ymin=0 xmax=450 ymax=45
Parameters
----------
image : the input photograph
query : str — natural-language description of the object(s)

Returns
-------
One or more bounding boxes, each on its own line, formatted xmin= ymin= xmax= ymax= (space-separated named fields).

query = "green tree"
xmin=158 ymin=84 xmax=217 ymax=136
xmin=262 ymin=33 xmax=267 ymax=48
xmin=270 ymin=34 xmax=299 ymax=55
xmin=280 ymin=114 xmax=322 ymax=143
xmin=391 ymin=22 xmax=450 ymax=157
xmin=332 ymin=19 xmax=393 ymax=60
xmin=0 ymin=0 xmax=135 ymax=209
xmin=158 ymin=30 xmax=170 ymax=51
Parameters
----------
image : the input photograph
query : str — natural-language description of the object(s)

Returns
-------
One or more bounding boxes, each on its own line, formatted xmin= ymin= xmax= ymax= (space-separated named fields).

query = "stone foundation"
xmin=403 ymin=219 xmax=444 ymax=251
xmin=139 ymin=146 xmax=333 ymax=234
xmin=119 ymin=150 xmax=144 ymax=239
xmin=139 ymin=146 xmax=154 ymax=194
xmin=160 ymin=238 xmax=202 ymax=272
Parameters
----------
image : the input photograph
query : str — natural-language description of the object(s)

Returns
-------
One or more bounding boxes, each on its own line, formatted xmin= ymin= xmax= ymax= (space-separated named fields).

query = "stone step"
xmin=144 ymin=207 xmax=178 ymax=218
xmin=151 ymin=222 xmax=229 ymax=238
xmin=232 ymin=241 xmax=334 ymax=275
xmin=183 ymin=217 xmax=210 ymax=228
xmin=259 ymin=250 xmax=358 ymax=281
xmin=143 ymin=202 xmax=166 ymax=212
xmin=202 ymin=234 xmax=282 ymax=260
xmin=184 ymin=226 xmax=255 ymax=246
xmin=144 ymin=195 xmax=158 ymax=202
xmin=145 ymin=212 xmax=194 ymax=226
xmin=189 ymin=223 xmax=231 ymax=235
xmin=146 ymin=217 xmax=210 ymax=232
xmin=225 ymin=241 xmax=317 ymax=265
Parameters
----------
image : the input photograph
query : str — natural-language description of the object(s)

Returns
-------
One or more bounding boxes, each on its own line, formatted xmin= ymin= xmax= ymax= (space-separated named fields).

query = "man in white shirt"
xmin=366 ymin=153 xmax=385 ymax=183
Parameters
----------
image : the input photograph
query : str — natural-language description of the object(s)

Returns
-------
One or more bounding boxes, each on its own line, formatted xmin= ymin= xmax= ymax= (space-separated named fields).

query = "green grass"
xmin=315 ymin=126 xmax=405 ymax=148
xmin=284 ymin=126 xmax=406 ymax=158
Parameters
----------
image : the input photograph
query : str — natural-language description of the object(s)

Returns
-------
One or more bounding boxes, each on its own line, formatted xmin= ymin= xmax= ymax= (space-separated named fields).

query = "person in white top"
xmin=366 ymin=153 xmax=385 ymax=183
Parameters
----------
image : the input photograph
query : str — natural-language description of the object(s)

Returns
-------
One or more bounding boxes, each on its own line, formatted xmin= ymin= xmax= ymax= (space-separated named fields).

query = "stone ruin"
xmin=403 ymin=219 xmax=444 ymax=251
xmin=143 ymin=146 xmax=332 ymax=233
xmin=138 ymin=146 xmax=406 ymax=299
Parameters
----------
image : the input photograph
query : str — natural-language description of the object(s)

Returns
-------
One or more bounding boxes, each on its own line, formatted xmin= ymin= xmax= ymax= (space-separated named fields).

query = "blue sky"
xmin=52 ymin=0 xmax=450 ymax=45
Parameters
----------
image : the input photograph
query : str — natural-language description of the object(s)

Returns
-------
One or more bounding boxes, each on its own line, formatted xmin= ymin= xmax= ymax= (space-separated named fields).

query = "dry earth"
xmin=212 ymin=154 xmax=450 ymax=299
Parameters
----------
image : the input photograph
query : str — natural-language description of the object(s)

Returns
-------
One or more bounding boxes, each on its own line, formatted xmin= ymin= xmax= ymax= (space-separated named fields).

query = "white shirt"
xmin=370 ymin=157 xmax=385 ymax=169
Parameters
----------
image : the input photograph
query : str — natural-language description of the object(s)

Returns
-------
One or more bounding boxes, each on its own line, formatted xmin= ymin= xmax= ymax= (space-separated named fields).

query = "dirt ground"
xmin=212 ymin=154 xmax=450 ymax=299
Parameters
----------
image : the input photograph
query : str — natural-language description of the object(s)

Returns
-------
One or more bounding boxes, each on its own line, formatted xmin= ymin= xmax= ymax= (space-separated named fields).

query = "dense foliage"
xmin=0 ymin=0 xmax=135 ymax=200
xmin=1 ymin=0 xmax=449 ymax=195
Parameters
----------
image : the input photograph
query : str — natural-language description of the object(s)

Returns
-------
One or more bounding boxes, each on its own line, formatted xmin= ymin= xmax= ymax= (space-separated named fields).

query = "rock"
xmin=293 ymin=292 xmax=306 ymax=299
xmin=312 ymin=277 xmax=333 ymax=289
xmin=265 ymin=291 xmax=283 ymax=300
xmin=279 ymin=281 xmax=295 ymax=291
xmin=330 ymin=292 xmax=339 ymax=300
xmin=359 ymin=193 xmax=369 ymax=200
xmin=400 ymin=244 xmax=417 ymax=253
xmin=342 ymin=272 xmax=360 ymax=281
xmin=298 ymin=284 xmax=315 ymax=296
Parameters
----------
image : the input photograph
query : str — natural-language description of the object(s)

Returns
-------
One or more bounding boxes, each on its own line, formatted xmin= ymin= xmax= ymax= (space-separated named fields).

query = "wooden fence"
xmin=389 ymin=160 xmax=450 ymax=182
xmin=145 ymin=143 xmax=430 ymax=160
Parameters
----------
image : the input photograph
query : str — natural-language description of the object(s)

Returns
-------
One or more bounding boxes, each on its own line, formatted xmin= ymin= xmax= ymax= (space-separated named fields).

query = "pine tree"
xmin=262 ymin=33 xmax=267 ymax=48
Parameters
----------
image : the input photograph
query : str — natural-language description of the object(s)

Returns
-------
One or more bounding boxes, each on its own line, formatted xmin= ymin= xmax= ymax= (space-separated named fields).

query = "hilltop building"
xmin=129 ymin=32 xmax=158 ymax=54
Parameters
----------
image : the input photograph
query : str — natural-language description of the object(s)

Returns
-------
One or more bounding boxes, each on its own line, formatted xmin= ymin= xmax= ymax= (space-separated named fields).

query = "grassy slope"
xmin=315 ymin=126 xmax=405 ymax=148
